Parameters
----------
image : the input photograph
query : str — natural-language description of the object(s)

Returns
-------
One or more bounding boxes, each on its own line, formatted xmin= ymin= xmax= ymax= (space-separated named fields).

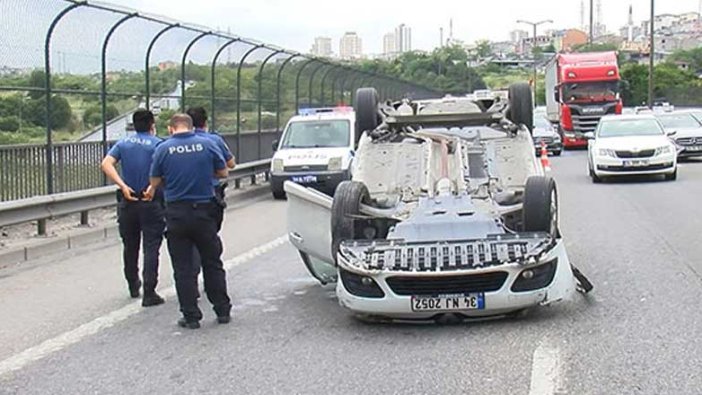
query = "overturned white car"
xmin=285 ymin=84 xmax=592 ymax=322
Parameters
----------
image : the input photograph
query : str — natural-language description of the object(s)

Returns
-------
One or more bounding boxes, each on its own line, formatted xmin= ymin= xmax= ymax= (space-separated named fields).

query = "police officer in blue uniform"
xmin=146 ymin=113 xmax=231 ymax=329
xmin=186 ymin=107 xmax=236 ymax=230
xmin=101 ymin=109 xmax=166 ymax=307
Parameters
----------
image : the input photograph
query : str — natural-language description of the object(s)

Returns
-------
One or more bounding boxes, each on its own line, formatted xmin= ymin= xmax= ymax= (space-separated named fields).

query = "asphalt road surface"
xmin=1 ymin=151 xmax=701 ymax=395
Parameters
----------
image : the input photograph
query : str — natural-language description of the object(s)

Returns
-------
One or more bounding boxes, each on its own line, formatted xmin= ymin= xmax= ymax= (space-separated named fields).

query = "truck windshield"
xmin=656 ymin=114 xmax=701 ymax=129
xmin=597 ymin=119 xmax=664 ymax=138
xmin=563 ymin=81 xmax=619 ymax=103
xmin=281 ymin=120 xmax=350 ymax=149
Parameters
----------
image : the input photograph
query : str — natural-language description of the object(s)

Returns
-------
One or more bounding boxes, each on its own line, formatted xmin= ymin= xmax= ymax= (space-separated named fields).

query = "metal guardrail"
xmin=0 ymin=159 xmax=271 ymax=235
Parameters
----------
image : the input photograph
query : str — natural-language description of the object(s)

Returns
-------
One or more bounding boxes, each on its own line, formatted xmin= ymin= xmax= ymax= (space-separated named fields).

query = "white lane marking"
xmin=0 ymin=236 xmax=288 ymax=377
xmin=528 ymin=339 xmax=563 ymax=395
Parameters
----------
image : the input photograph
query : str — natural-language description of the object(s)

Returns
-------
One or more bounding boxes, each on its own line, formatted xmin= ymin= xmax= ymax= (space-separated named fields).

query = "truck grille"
xmin=339 ymin=234 xmax=554 ymax=273
xmin=386 ymin=272 xmax=508 ymax=296
xmin=572 ymin=114 xmax=602 ymax=133
xmin=615 ymin=149 xmax=655 ymax=158
xmin=283 ymin=164 xmax=328 ymax=172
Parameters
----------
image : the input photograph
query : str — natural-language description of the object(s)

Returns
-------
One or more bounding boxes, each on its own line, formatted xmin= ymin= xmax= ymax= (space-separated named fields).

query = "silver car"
xmin=656 ymin=112 xmax=702 ymax=158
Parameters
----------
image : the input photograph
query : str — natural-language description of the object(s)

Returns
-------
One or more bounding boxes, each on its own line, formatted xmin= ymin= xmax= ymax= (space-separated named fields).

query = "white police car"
xmin=270 ymin=107 xmax=356 ymax=199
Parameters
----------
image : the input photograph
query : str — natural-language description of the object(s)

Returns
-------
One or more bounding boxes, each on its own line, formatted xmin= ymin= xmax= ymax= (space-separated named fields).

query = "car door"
xmin=284 ymin=181 xmax=337 ymax=284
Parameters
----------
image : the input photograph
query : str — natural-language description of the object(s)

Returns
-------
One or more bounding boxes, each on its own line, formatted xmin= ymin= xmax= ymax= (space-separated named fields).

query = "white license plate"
xmin=622 ymin=160 xmax=649 ymax=167
xmin=411 ymin=293 xmax=485 ymax=312
xmin=291 ymin=175 xmax=318 ymax=183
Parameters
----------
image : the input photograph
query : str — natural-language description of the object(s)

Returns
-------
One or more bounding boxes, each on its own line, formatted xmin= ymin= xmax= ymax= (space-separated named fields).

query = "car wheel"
xmin=588 ymin=163 xmax=602 ymax=183
xmin=331 ymin=181 xmax=370 ymax=262
xmin=664 ymin=168 xmax=677 ymax=181
xmin=354 ymin=88 xmax=379 ymax=147
xmin=507 ymin=82 xmax=534 ymax=134
xmin=522 ymin=176 xmax=558 ymax=237
xmin=553 ymin=150 xmax=562 ymax=156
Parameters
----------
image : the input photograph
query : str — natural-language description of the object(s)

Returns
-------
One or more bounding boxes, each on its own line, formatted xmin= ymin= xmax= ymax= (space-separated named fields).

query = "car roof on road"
xmin=600 ymin=114 xmax=658 ymax=122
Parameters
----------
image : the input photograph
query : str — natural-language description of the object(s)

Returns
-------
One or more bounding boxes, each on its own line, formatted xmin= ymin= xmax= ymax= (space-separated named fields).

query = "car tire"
xmin=664 ymin=168 xmax=677 ymax=181
xmin=354 ymin=88 xmax=379 ymax=147
xmin=588 ymin=164 xmax=602 ymax=183
xmin=331 ymin=181 xmax=370 ymax=262
xmin=508 ymin=83 xmax=534 ymax=134
xmin=553 ymin=150 xmax=562 ymax=156
xmin=522 ymin=176 xmax=558 ymax=237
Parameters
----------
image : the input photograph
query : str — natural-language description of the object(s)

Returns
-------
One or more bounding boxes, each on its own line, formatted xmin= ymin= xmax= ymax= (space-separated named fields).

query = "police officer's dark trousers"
xmin=117 ymin=199 xmax=165 ymax=293
xmin=166 ymin=201 xmax=231 ymax=322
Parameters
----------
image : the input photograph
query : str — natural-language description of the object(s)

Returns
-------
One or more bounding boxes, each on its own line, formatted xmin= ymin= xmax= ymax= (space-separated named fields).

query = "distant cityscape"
xmin=306 ymin=4 xmax=702 ymax=67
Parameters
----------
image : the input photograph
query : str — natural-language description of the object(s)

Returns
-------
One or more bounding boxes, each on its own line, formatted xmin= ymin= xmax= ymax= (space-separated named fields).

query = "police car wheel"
xmin=522 ymin=176 xmax=558 ymax=237
xmin=508 ymin=82 xmax=534 ymax=134
xmin=331 ymin=181 xmax=370 ymax=263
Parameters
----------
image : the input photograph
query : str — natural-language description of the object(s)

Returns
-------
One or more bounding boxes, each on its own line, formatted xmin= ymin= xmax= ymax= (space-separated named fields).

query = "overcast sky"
xmin=110 ymin=0 xmax=700 ymax=54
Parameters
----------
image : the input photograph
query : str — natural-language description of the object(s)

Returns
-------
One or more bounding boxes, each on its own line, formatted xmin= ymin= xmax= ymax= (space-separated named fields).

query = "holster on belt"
xmin=214 ymin=182 xmax=228 ymax=209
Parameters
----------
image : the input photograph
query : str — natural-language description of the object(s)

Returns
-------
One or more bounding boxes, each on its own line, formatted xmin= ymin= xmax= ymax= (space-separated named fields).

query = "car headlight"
xmin=328 ymin=156 xmax=343 ymax=171
xmin=272 ymin=158 xmax=284 ymax=172
xmin=654 ymin=145 xmax=672 ymax=156
xmin=597 ymin=148 xmax=617 ymax=157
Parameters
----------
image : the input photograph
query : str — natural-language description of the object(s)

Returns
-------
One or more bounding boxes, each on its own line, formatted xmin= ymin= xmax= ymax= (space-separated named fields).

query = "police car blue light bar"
xmin=298 ymin=106 xmax=353 ymax=116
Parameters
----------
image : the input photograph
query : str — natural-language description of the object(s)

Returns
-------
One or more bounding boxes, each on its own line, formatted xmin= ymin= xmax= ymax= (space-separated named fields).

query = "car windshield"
xmin=534 ymin=117 xmax=551 ymax=129
xmin=597 ymin=119 xmax=664 ymax=138
xmin=281 ymin=120 xmax=350 ymax=149
xmin=563 ymin=81 xmax=619 ymax=103
xmin=657 ymin=114 xmax=701 ymax=129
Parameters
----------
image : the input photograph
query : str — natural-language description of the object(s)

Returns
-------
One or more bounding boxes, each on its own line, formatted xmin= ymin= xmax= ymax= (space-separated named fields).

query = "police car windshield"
xmin=657 ymin=114 xmax=701 ymax=129
xmin=597 ymin=119 xmax=664 ymax=138
xmin=281 ymin=120 xmax=350 ymax=149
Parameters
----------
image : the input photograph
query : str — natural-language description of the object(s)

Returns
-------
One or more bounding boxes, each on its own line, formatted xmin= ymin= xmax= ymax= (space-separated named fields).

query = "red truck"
xmin=545 ymin=51 xmax=623 ymax=148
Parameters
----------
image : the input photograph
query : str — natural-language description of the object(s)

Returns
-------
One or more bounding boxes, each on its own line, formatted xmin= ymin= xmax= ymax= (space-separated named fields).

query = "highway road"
xmin=1 ymin=151 xmax=701 ymax=394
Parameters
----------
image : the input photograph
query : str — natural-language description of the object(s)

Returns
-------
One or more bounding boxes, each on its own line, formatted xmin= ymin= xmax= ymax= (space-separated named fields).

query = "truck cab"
xmin=270 ymin=107 xmax=355 ymax=199
xmin=545 ymin=51 xmax=623 ymax=148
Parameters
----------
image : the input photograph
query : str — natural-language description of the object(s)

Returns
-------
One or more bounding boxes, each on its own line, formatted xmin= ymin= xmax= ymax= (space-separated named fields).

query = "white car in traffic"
xmin=587 ymin=114 xmax=677 ymax=183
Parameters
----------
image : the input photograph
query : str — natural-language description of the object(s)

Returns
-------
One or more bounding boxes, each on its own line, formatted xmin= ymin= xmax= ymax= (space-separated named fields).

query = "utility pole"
xmin=589 ymin=0 xmax=594 ymax=44
xmin=648 ymin=0 xmax=655 ymax=107
xmin=517 ymin=19 xmax=552 ymax=101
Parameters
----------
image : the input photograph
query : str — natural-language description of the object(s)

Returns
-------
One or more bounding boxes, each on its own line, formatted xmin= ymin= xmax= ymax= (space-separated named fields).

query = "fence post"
xmin=294 ymin=58 xmax=317 ymax=114
xmin=256 ymin=50 xmax=283 ymax=159
xmin=101 ymin=13 xmax=138 ymax=186
xmin=275 ymin=54 xmax=300 ymax=133
xmin=210 ymin=38 xmax=242 ymax=131
xmin=44 ymin=2 xmax=86 ymax=195
xmin=145 ymin=23 xmax=180 ymax=111
xmin=307 ymin=62 xmax=326 ymax=108
xmin=235 ymin=44 xmax=264 ymax=161
xmin=180 ymin=31 xmax=212 ymax=112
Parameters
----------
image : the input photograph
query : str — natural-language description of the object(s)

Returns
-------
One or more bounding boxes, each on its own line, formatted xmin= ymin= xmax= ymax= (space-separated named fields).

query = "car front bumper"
xmin=594 ymin=155 xmax=676 ymax=176
xmin=335 ymin=240 xmax=576 ymax=320
xmin=677 ymin=146 xmax=702 ymax=158
xmin=271 ymin=170 xmax=350 ymax=195
xmin=534 ymin=141 xmax=563 ymax=154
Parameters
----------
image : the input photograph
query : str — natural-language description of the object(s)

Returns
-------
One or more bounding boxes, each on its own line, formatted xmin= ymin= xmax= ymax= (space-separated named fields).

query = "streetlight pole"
xmin=648 ymin=0 xmax=655 ymax=108
xmin=517 ymin=19 xmax=552 ymax=101
xmin=589 ymin=0 xmax=594 ymax=44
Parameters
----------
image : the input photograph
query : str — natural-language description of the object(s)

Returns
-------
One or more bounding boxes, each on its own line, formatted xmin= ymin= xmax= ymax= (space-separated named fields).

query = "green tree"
xmin=83 ymin=104 xmax=119 ymax=128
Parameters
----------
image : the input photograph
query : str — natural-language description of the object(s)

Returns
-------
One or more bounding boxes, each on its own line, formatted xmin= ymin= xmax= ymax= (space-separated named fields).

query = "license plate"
xmin=291 ymin=175 xmax=318 ymax=183
xmin=622 ymin=160 xmax=649 ymax=167
xmin=411 ymin=293 xmax=485 ymax=312
xmin=687 ymin=146 xmax=702 ymax=151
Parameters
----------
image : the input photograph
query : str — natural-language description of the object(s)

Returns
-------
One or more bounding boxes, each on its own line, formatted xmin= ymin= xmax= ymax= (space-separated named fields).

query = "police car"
xmin=270 ymin=107 xmax=356 ymax=199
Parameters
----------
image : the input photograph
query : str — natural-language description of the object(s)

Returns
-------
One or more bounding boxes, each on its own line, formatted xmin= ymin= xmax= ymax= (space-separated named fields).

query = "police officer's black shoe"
xmin=216 ymin=315 xmax=231 ymax=324
xmin=142 ymin=292 xmax=165 ymax=307
xmin=128 ymin=280 xmax=141 ymax=298
xmin=177 ymin=318 xmax=200 ymax=329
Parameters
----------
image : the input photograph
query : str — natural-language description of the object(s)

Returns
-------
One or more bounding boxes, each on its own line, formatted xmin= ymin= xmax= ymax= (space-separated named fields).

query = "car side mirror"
xmin=666 ymin=131 xmax=677 ymax=137
xmin=583 ymin=132 xmax=595 ymax=140
xmin=272 ymin=139 xmax=279 ymax=151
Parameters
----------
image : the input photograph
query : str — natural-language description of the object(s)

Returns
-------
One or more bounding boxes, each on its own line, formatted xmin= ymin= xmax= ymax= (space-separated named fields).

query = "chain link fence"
xmin=0 ymin=0 xmax=439 ymax=202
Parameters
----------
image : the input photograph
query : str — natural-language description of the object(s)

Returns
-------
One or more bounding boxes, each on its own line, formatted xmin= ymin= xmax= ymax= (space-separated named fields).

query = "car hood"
xmin=670 ymin=127 xmax=702 ymax=139
xmin=595 ymin=135 xmax=670 ymax=150
xmin=533 ymin=127 xmax=559 ymax=138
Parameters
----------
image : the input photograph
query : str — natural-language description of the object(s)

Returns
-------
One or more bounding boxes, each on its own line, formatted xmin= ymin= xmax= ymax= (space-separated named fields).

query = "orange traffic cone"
xmin=540 ymin=142 xmax=552 ymax=172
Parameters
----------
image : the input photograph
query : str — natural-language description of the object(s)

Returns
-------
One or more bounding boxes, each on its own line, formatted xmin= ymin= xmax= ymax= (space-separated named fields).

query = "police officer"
xmin=101 ymin=109 xmax=165 ymax=307
xmin=186 ymin=106 xmax=235 ymax=230
xmin=146 ymin=113 xmax=231 ymax=329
